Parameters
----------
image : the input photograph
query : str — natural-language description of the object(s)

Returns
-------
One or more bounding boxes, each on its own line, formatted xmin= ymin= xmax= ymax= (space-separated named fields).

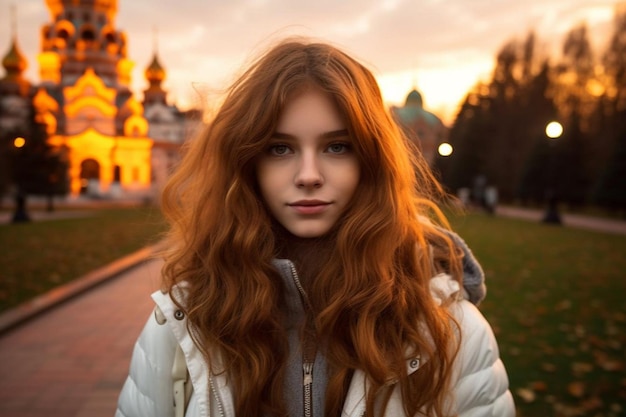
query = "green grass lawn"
xmin=0 ymin=205 xmax=167 ymax=313
xmin=449 ymin=212 xmax=626 ymax=417
xmin=0 ymin=207 xmax=624 ymax=415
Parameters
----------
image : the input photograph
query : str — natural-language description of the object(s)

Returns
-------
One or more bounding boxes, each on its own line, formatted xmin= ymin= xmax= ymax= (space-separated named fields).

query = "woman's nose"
xmin=295 ymin=153 xmax=324 ymax=188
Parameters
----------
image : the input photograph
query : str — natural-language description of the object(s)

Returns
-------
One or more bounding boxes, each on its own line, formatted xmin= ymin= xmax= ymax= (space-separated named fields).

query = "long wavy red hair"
xmin=160 ymin=38 xmax=463 ymax=416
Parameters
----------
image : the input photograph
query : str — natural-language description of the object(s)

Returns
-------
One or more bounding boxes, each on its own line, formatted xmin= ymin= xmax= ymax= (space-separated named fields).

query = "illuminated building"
xmin=0 ymin=0 xmax=200 ymax=197
xmin=391 ymin=88 xmax=447 ymax=165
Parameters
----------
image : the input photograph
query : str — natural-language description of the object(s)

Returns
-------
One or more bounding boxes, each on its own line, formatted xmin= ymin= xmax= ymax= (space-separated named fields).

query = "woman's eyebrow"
xmin=271 ymin=132 xmax=296 ymax=140
xmin=272 ymin=129 xmax=349 ymax=140
xmin=321 ymin=129 xmax=349 ymax=139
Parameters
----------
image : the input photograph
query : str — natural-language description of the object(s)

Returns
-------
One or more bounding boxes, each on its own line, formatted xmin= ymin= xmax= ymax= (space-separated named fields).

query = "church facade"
xmin=390 ymin=89 xmax=448 ymax=166
xmin=0 ymin=0 xmax=200 ymax=197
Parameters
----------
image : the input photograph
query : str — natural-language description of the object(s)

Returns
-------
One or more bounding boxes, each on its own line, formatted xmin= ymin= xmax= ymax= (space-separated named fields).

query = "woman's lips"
xmin=288 ymin=200 xmax=331 ymax=215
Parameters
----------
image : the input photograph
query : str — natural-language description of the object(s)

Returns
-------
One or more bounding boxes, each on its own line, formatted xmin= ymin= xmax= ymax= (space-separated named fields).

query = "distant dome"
xmin=405 ymin=89 xmax=423 ymax=108
xmin=145 ymin=54 xmax=165 ymax=83
xmin=393 ymin=88 xmax=443 ymax=129
xmin=2 ymin=38 xmax=27 ymax=75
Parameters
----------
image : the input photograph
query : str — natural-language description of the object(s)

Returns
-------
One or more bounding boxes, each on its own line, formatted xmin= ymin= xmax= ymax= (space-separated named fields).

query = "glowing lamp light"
xmin=13 ymin=137 xmax=26 ymax=148
xmin=438 ymin=142 xmax=453 ymax=157
xmin=546 ymin=121 xmax=563 ymax=139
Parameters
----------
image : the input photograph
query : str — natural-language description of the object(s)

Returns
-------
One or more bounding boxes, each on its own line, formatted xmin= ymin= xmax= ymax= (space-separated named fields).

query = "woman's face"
xmin=256 ymin=88 xmax=361 ymax=238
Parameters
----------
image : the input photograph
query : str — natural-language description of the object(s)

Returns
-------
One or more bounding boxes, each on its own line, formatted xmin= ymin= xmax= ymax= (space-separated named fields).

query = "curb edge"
xmin=0 ymin=242 xmax=163 ymax=336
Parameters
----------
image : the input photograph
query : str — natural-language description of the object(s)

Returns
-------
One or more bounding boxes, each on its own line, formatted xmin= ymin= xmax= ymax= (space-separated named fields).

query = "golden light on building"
xmin=44 ymin=66 xmax=153 ymax=195
xmin=1 ymin=0 xmax=200 ymax=200
xmin=34 ymin=0 xmax=153 ymax=197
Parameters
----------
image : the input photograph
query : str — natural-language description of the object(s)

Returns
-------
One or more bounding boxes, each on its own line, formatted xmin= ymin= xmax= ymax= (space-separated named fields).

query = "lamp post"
xmin=11 ymin=136 xmax=31 ymax=223
xmin=542 ymin=121 xmax=563 ymax=224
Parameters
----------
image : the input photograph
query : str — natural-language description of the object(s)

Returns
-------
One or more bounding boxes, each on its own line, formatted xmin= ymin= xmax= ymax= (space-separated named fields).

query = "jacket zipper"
xmin=289 ymin=263 xmax=316 ymax=417
xmin=303 ymin=361 xmax=314 ymax=417
xmin=209 ymin=375 xmax=226 ymax=417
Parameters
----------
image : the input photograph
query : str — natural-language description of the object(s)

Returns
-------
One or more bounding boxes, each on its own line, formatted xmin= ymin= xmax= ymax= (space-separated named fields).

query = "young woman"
xmin=116 ymin=39 xmax=514 ymax=417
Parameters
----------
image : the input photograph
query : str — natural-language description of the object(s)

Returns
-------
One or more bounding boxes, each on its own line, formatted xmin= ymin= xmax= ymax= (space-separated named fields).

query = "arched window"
xmin=113 ymin=165 xmax=121 ymax=182
xmin=58 ymin=28 xmax=69 ymax=40
xmin=81 ymin=28 xmax=95 ymax=41
xmin=80 ymin=159 xmax=100 ymax=194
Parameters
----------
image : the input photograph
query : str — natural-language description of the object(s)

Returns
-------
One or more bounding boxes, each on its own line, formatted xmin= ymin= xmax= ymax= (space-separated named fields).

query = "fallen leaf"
xmin=571 ymin=362 xmax=593 ymax=374
xmin=605 ymin=322 xmax=620 ymax=336
xmin=567 ymin=381 xmax=585 ymax=398
xmin=516 ymin=387 xmax=536 ymax=403
xmin=555 ymin=299 xmax=572 ymax=311
xmin=553 ymin=402 xmax=586 ymax=417
xmin=509 ymin=347 xmax=521 ymax=356
xmin=608 ymin=340 xmax=622 ymax=350
xmin=587 ymin=335 xmax=605 ymax=348
xmin=574 ymin=324 xmax=585 ymax=337
xmin=530 ymin=381 xmax=548 ymax=392
xmin=580 ymin=396 xmax=603 ymax=411
xmin=597 ymin=358 xmax=624 ymax=372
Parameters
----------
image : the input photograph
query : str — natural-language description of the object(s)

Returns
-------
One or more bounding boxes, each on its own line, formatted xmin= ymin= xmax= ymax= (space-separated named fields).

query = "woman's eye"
xmin=269 ymin=144 xmax=290 ymax=155
xmin=327 ymin=143 xmax=350 ymax=154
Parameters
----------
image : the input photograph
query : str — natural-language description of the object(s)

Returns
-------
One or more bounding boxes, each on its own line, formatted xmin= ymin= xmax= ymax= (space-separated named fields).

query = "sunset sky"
xmin=0 ymin=0 xmax=621 ymax=124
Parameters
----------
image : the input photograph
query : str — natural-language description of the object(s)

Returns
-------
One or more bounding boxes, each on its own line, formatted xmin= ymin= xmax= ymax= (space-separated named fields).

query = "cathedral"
xmin=391 ymin=88 xmax=447 ymax=165
xmin=0 ymin=0 xmax=200 ymax=197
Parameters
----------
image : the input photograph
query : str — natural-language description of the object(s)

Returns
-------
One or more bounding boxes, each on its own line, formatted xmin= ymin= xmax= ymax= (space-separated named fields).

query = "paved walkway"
xmin=496 ymin=206 xmax=626 ymax=235
xmin=0 ymin=258 xmax=162 ymax=417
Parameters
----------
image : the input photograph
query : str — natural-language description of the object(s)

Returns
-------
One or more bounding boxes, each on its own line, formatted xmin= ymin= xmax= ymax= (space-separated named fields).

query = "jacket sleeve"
xmin=450 ymin=300 xmax=516 ymax=417
xmin=116 ymin=309 xmax=178 ymax=417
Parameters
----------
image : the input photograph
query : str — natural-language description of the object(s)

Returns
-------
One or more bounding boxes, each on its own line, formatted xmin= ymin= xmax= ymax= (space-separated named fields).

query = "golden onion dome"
xmin=145 ymin=54 xmax=165 ymax=83
xmin=2 ymin=38 xmax=28 ymax=74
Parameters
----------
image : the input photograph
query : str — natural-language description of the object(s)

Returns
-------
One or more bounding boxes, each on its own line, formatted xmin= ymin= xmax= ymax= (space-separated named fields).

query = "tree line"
xmin=435 ymin=3 xmax=626 ymax=215
xmin=0 ymin=103 xmax=69 ymax=219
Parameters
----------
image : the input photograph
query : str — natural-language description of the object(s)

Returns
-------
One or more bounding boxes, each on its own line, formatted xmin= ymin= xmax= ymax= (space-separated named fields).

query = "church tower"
xmin=1 ymin=1 xmax=197 ymax=199
xmin=1 ymin=34 xmax=29 ymax=96
xmin=143 ymin=33 xmax=167 ymax=107
xmin=34 ymin=0 xmax=152 ymax=196
xmin=0 ymin=6 xmax=31 ymax=132
xmin=40 ymin=0 xmax=132 ymax=89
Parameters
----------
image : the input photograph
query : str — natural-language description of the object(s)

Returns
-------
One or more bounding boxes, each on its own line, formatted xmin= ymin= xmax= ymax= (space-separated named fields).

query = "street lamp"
xmin=438 ymin=142 xmax=453 ymax=157
xmin=11 ymin=136 xmax=31 ymax=223
xmin=546 ymin=122 xmax=563 ymax=140
xmin=13 ymin=137 xmax=26 ymax=148
xmin=542 ymin=121 xmax=563 ymax=224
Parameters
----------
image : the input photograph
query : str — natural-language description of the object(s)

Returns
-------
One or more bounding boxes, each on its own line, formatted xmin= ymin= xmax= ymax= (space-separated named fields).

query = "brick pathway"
xmin=0 ymin=258 xmax=162 ymax=417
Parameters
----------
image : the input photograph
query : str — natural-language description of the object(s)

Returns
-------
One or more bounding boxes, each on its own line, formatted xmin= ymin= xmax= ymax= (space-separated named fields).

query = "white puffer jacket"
xmin=116 ymin=272 xmax=514 ymax=417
